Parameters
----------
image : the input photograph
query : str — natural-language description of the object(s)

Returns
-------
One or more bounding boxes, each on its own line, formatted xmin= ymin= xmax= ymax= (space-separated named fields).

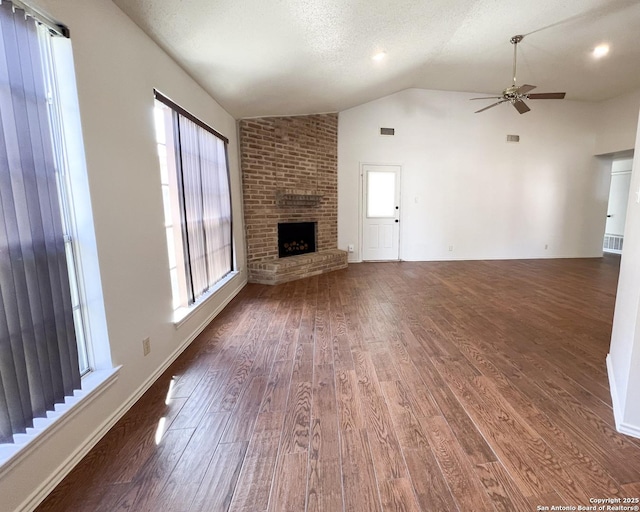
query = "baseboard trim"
xmin=606 ymin=353 xmax=640 ymax=440
xmin=619 ymin=421 xmax=640 ymax=439
xmin=19 ymin=276 xmax=247 ymax=512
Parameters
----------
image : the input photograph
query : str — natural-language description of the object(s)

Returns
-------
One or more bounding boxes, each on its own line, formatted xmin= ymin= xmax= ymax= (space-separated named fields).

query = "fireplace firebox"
xmin=278 ymin=222 xmax=316 ymax=258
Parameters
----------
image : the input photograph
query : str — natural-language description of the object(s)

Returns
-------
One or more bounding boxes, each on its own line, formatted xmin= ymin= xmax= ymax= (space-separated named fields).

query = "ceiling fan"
xmin=472 ymin=35 xmax=566 ymax=114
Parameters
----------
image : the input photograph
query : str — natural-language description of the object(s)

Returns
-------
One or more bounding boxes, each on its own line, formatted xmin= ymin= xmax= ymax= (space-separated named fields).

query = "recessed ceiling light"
xmin=372 ymin=51 xmax=386 ymax=61
xmin=593 ymin=44 xmax=609 ymax=58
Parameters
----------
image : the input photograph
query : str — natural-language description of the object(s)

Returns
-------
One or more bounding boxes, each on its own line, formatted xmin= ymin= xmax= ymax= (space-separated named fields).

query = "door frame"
xmin=604 ymin=167 xmax=632 ymax=254
xmin=359 ymin=162 xmax=403 ymax=261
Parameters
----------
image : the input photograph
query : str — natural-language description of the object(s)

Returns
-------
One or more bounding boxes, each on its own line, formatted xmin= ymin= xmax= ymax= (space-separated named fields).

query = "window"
xmin=153 ymin=91 xmax=233 ymax=313
xmin=0 ymin=1 xmax=90 ymax=444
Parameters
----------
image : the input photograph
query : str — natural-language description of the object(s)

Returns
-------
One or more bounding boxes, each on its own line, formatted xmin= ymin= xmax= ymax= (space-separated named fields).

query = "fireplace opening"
xmin=278 ymin=222 xmax=317 ymax=258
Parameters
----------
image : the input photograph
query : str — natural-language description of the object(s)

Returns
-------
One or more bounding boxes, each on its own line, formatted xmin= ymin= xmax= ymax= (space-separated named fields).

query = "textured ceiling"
xmin=112 ymin=0 xmax=640 ymax=119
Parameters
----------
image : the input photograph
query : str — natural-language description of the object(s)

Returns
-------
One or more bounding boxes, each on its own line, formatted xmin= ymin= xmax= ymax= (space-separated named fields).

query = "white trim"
xmin=607 ymin=353 xmax=624 ymax=431
xmin=51 ymin=35 xmax=113 ymax=372
xmin=607 ymin=353 xmax=640 ymax=440
xmin=16 ymin=275 xmax=247 ymax=512
xmin=618 ymin=421 xmax=640 ymax=439
xmin=14 ymin=371 xmax=124 ymax=512
xmin=0 ymin=367 xmax=120 ymax=477
xmin=173 ymin=270 xmax=240 ymax=327
xmin=357 ymin=161 xmax=405 ymax=263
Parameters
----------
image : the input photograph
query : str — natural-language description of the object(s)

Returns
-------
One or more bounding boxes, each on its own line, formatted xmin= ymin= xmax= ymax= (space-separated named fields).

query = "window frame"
xmin=0 ymin=0 xmax=115 ymax=463
xmin=153 ymin=90 xmax=235 ymax=315
xmin=38 ymin=21 xmax=91 ymax=375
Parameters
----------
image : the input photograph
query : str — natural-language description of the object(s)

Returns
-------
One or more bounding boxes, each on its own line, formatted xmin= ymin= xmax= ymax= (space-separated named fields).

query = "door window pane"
xmin=367 ymin=171 xmax=396 ymax=218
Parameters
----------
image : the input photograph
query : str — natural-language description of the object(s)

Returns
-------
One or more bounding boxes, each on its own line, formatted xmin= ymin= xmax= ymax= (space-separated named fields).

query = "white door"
xmin=362 ymin=165 xmax=401 ymax=261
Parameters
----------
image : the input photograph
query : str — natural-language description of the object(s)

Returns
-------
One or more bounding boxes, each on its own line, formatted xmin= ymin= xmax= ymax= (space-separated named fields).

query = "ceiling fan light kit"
xmin=472 ymin=34 xmax=566 ymax=114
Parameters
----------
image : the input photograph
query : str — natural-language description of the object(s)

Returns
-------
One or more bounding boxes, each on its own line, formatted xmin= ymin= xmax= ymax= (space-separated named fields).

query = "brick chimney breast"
xmin=240 ymin=113 xmax=346 ymax=285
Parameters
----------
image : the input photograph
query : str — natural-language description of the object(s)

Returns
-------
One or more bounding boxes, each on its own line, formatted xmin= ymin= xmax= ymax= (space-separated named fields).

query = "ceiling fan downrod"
xmin=510 ymin=34 xmax=524 ymax=87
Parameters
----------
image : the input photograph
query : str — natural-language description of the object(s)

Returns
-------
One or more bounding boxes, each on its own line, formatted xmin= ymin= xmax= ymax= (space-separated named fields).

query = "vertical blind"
xmin=0 ymin=1 xmax=80 ymax=444
xmin=155 ymin=91 xmax=233 ymax=305
xmin=177 ymin=115 xmax=232 ymax=301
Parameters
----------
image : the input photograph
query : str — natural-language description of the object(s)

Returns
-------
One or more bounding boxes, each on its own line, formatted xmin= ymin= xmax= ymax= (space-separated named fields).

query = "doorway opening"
xmin=604 ymin=157 xmax=633 ymax=254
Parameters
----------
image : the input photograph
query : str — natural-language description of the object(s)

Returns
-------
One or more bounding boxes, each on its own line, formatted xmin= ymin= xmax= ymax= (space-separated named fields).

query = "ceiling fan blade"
xmin=517 ymin=84 xmax=537 ymax=94
xmin=513 ymin=100 xmax=530 ymax=114
xmin=475 ymin=100 xmax=507 ymax=113
xmin=527 ymin=92 xmax=566 ymax=100
xmin=470 ymin=96 xmax=504 ymax=100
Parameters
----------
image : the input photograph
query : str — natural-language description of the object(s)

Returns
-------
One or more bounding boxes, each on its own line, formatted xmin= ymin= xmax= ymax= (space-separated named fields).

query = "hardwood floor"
xmin=36 ymin=255 xmax=640 ymax=511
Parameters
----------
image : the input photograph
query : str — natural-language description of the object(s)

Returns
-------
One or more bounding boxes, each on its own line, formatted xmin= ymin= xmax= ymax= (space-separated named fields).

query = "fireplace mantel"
xmin=276 ymin=189 xmax=323 ymax=207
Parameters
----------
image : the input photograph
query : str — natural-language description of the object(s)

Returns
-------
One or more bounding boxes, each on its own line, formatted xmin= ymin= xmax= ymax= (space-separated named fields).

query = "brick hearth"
xmin=240 ymin=114 xmax=347 ymax=284
xmin=247 ymin=249 xmax=347 ymax=285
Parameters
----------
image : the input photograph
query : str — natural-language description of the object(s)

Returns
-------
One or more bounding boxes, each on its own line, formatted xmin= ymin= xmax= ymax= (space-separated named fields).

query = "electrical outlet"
xmin=142 ymin=337 xmax=151 ymax=356
xmin=545 ymin=244 xmax=548 ymax=250
xmin=348 ymin=244 xmax=354 ymax=253
xmin=448 ymin=245 xmax=454 ymax=252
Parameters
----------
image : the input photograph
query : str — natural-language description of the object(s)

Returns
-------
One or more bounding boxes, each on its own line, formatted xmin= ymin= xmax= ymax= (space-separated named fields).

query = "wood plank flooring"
xmin=36 ymin=255 xmax=640 ymax=512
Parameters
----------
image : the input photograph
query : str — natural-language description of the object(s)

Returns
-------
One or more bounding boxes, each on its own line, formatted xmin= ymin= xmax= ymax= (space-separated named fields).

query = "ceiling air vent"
xmin=506 ymin=134 xmax=520 ymax=143
xmin=380 ymin=127 xmax=395 ymax=136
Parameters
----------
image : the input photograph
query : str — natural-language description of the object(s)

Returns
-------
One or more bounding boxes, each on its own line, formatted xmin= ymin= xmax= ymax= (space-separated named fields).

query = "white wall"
xmin=595 ymin=89 xmax=640 ymax=155
xmin=0 ymin=1 xmax=247 ymax=510
xmin=608 ymin=111 xmax=640 ymax=439
xmin=338 ymin=88 xmax=609 ymax=263
xmin=596 ymin=90 xmax=640 ymax=437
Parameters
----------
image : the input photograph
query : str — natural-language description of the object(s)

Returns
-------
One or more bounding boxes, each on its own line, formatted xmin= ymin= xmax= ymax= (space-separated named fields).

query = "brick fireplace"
xmin=239 ymin=113 xmax=347 ymax=285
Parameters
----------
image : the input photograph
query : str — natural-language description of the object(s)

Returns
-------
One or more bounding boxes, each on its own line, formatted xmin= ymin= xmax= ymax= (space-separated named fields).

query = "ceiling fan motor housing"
xmin=503 ymin=86 xmax=521 ymax=99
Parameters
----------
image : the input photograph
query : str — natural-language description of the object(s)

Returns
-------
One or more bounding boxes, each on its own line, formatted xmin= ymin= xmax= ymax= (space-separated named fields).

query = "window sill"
xmin=0 ymin=366 xmax=121 ymax=477
xmin=173 ymin=271 xmax=240 ymax=328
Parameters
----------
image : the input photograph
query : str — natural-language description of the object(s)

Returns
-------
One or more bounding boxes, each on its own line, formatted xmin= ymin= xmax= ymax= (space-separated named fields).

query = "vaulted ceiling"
xmin=113 ymin=0 xmax=640 ymax=119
